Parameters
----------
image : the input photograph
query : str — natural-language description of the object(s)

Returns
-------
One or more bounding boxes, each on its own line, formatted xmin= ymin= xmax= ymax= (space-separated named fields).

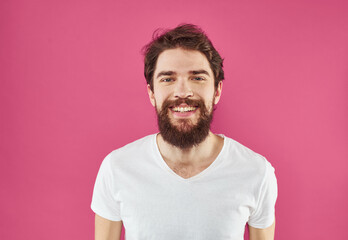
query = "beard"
xmin=156 ymin=98 xmax=214 ymax=150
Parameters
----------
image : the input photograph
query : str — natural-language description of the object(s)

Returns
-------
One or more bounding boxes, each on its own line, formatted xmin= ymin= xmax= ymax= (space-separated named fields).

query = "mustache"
xmin=161 ymin=98 xmax=204 ymax=110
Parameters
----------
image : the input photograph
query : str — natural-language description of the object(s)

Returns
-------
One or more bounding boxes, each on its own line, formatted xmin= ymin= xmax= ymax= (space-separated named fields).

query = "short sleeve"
xmin=91 ymin=154 xmax=122 ymax=221
xmin=248 ymin=161 xmax=278 ymax=228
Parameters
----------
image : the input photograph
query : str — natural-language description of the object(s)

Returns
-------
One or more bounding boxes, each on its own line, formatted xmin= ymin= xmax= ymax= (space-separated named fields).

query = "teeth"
xmin=172 ymin=106 xmax=197 ymax=112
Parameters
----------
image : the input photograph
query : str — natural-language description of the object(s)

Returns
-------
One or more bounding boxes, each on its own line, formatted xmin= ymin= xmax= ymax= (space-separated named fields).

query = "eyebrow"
xmin=189 ymin=70 xmax=210 ymax=76
xmin=156 ymin=71 xmax=176 ymax=79
xmin=156 ymin=69 xmax=210 ymax=79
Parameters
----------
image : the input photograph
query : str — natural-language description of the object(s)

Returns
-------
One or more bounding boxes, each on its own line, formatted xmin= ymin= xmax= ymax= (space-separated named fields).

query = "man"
xmin=91 ymin=24 xmax=278 ymax=240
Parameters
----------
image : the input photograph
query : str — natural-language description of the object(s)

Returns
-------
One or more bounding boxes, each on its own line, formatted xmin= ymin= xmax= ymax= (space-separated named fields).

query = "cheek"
xmin=204 ymin=93 xmax=217 ymax=112
xmin=153 ymin=89 xmax=170 ymax=106
xmin=153 ymin=86 xmax=168 ymax=99
xmin=201 ymin=89 xmax=216 ymax=102
xmin=153 ymin=96 xmax=166 ymax=112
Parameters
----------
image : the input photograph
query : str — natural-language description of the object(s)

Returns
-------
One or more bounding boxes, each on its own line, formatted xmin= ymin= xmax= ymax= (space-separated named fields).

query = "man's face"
xmin=147 ymin=48 xmax=222 ymax=149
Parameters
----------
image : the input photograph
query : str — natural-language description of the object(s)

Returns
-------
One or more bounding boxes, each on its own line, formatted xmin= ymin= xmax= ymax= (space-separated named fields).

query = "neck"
xmin=156 ymin=131 xmax=223 ymax=165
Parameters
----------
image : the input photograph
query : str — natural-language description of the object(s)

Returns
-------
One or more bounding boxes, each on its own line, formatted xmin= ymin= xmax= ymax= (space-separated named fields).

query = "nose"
xmin=174 ymin=79 xmax=193 ymax=98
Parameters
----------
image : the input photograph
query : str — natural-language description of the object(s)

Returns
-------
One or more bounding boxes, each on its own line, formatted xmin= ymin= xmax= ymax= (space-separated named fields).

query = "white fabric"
xmin=91 ymin=134 xmax=277 ymax=240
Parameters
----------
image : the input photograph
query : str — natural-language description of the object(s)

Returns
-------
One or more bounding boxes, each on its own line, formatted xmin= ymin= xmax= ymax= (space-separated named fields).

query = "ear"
xmin=147 ymin=84 xmax=156 ymax=107
xmin=213 ymin=81 xmax=223 ymax=105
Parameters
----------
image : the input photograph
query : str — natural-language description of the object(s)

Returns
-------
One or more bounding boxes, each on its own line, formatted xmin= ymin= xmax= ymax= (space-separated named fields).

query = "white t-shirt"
xmin=91 ymin=134 xmax=278 ymax=240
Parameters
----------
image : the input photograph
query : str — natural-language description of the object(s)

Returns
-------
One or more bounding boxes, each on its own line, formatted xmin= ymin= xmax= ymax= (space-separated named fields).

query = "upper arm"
xmin=248 ymin=221 xmax=275 ymax=240
xmin=95 ymin=214 xmax=123 ymax=240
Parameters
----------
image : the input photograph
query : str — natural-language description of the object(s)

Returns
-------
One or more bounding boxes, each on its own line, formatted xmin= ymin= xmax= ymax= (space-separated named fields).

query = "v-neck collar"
xmin=152 ymin=133 xmax=227 ymax=182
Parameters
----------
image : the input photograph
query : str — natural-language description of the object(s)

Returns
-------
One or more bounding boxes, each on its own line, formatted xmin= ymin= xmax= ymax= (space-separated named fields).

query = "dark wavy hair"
xmin=143 ymin=24 xmax=224 ymax=91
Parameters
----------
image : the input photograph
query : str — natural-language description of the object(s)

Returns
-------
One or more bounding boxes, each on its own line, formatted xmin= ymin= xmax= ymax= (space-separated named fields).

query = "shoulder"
xmin=222 ymin=135 xmax=275 ymax=177
xmin=103 ymin=134 xmax=156 ymax=168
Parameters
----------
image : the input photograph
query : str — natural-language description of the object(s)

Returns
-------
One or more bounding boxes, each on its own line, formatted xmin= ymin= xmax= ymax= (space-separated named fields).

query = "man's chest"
xmin=166 ymin=161 xmax=212 ymax=179
xmin=118 ymin=175 xmax=253 ymax=240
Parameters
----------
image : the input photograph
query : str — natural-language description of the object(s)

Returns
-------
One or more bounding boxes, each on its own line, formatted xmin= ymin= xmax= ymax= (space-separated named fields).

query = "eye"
xmin=161 ymin=78 xmax=174 ymax=82
xmin=192 ymin=77 xmax=205 ymax=81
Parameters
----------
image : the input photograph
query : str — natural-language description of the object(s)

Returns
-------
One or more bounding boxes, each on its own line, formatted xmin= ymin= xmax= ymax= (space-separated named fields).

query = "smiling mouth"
xmin=171 ymin=106 xmax=198 ymax=113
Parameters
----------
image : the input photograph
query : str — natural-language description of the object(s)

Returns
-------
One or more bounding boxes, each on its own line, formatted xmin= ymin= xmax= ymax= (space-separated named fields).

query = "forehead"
xmin=155 ymin=48 xmax=212 ymax=75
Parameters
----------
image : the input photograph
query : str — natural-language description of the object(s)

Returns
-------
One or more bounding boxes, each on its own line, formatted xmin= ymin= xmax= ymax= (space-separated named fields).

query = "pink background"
xmin=1 ymin=0 xmax=347 ymax=239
